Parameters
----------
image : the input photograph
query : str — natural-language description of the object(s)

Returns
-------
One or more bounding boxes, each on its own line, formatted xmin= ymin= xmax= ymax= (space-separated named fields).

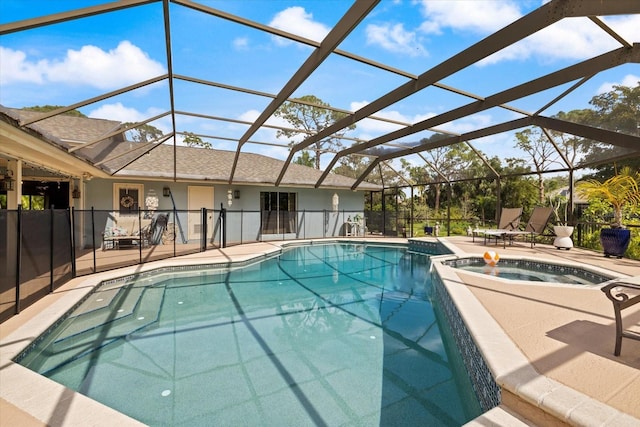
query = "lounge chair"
xmin=499 ymin=206 xmax=553 ymax=248
xmin=473 ymin=207 xmax=523 ymax=246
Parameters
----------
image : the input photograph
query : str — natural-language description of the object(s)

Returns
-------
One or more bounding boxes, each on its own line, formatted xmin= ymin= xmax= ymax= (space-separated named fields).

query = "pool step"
xmin=23 ymin=286 xmax=165 ymax=375
xmin=58 ymin=285 xmax=146 ymax=339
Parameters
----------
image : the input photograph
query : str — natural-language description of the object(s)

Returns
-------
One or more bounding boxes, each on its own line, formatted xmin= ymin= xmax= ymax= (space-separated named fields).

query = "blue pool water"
xmin=18 ymin=243 xmax=483 ymax=426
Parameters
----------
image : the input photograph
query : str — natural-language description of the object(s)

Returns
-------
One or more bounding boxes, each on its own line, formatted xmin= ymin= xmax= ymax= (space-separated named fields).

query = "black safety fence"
xmin=3 ymin=205 xmax=636 ymax=324
xmin=0 ymin=207 xmax=72 ymax=323
xmin=1 ymin=207 xmax=367 ymax=323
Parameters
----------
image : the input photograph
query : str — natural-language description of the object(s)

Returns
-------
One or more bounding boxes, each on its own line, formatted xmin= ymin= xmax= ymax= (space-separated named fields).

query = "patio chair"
xmin=500 ymin=206 xmax=553 ymax=248
xmin=601 ymin=276 xmax=640 ymax=356
xmin=473 ymin=207 xmax=523 ymax=246
xmin=150 ymin=213 xmax=170 ymax=245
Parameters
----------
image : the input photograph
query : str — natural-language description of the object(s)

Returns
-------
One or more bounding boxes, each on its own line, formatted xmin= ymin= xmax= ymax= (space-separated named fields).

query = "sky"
xmin=1 ymin=0 xmax=638 ymax=171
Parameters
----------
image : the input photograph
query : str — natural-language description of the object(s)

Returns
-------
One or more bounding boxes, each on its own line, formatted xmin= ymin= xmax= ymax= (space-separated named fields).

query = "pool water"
xmin=445 ymin=258 xmax=613 ymax=285
xmin=18 ymin=243 xmax=482 ymax=426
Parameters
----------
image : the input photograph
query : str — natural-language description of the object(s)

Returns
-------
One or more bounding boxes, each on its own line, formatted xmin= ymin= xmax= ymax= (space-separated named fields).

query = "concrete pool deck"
xmin=1 ymin=237 xmax=639 ymax=426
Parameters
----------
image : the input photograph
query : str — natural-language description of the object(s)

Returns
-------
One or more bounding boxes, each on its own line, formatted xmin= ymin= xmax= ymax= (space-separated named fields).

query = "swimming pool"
xmin=444 ymin=257 xmax=614 ymax=285
xmin=17 ymin=243 xmax=483 ymax=426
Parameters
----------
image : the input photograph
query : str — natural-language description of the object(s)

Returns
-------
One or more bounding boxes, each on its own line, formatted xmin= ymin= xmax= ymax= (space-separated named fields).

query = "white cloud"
xmin=0 ymin=47 xmax=46 ymax=85
xmin=600 ymin=14 xmax=640 ymax=44
xmin=0 ymin=41 xmax=165 ymax=89
xmin=239 ymin=108 xmax=295 ymax=147
xmin=350 ymin=100 xmax=369 ymax=111
xmin=233 ymin=37 xmax=249 ymax=51
xmin=238 ymin=109 xmax=261 ymax=122
xmin=416 ymin=1 xmax=640 ymax=66
xmin=350 ymin=100 xmax=434 ymax=137
xmin=89 ymin=102 xmax=144 ymax=121
xmin=365 ymin=23 xmax=426 ymax=56
xmin=417 ymin=0 xmax=521 ymax=35
xmin=596 ymin=74 xmax=640 ymax=94
xmin=437 ymin=113 xmax=493 ymax=135
xmin=481 ymin=17 xmax=625 ymax=66
xmin=88 ymin=103 xmax=170 ymax=133
xmin=365 ymin=1 xmax=520 ymax=58
xmin=268 ymin=7 xmax=330 ymax=45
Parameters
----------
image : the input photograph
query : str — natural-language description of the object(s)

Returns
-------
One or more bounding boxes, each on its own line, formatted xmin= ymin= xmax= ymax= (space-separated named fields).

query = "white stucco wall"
xmin=82 ymin=179 xmax=369 ymax=245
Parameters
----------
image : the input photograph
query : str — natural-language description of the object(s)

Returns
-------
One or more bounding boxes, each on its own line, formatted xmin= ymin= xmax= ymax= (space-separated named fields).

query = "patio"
xmin=444 ymin=236 xmax=640 ymax=424
xmin=1 ymin=236 xmax=639 ymax=426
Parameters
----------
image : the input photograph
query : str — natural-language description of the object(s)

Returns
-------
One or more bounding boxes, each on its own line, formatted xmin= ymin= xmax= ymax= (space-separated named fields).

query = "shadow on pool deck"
xmin=1 ymin=236 xmax=639 ymax=426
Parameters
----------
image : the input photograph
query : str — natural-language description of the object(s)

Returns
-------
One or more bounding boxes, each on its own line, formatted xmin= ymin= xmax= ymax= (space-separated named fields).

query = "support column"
xmin=6 ymin=159 xmax=22 ymax=209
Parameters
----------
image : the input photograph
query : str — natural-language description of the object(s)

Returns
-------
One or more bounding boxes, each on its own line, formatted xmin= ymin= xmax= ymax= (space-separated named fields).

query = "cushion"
xmin=104 ymin=226 xmax=129 ymax=238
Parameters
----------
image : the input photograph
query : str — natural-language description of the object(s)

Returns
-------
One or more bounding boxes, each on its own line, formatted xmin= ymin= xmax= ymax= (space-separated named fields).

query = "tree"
xmin=576 ymin=166 xmax=640 ymax=227
xmin=590 ymin=83 xmax=640 ymax=135
xmin=22 ymin=105 xmax=86 ymax=117
xmin=549 ymin=110 xmax=591 ymax=166
xmin=580 ymin=83 xmax=640 ymax=177
xmin=418 ymin=143 xmax=477 ymax=212
xmin=123 ymin=122 xmax=163 ymax=143
xmin=183 ymin=131 xmax=211 ymax=149
xmin=333 ymin=154 xmax=369 ymax=180
xmin=400 ymin=158 xmax=429 ymax=202
xmin=274 ymin=95 xmax=355 ymax=170
xmin=512 ymin=127 xmax=561 ymax=203
xmin=499 ymin=158 xmax=539 ymax=216
xmin=293 ymin=150 xmax=315 ymax=167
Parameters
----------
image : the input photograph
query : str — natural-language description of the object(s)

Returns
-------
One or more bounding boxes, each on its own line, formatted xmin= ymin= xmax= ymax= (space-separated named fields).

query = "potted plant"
xmin=549 ymin=195 xmax=573 ymax=249
xmin=576 ymin=167 xmax=640 ymax=258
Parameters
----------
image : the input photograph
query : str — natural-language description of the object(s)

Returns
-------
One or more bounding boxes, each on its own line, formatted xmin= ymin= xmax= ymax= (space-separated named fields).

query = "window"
xmin=21 ymin=195 xmax=45 ymax=210
xmin=114 ymin=183 xmax=143 ymax=215
xmin=260 ymin=192 xmax=297 ymax=234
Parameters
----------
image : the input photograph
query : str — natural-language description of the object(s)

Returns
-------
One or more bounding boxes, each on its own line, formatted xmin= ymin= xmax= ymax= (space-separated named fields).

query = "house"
xmin=0 ymin=107 xmax=380 ymax=245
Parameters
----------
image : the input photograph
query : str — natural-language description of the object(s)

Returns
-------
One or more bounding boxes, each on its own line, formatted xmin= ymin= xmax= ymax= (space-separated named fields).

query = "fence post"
xmin=70 ymin=207 xmax=76 ymax=278
xmin=50 ymin=207 xmax=54 ymax=293
xmin=138 ymin=207 xmax=142 ymax=263
xmin=15 ymin=205 xmax=22 ymax=314
xmin=323 ymin=209 xmax=326 ymax=238
xmin=91 ymin=207 xmax=96 ymax=272
xmin=382 ymin=191 xmax=386 ymax=236
xmin=220 ymin=203 xmax=226 ymax=248
xmin=201 ymin=208 xmax=207 ymax=252
xmin=576 ymin=222 xmax=581 ymax=247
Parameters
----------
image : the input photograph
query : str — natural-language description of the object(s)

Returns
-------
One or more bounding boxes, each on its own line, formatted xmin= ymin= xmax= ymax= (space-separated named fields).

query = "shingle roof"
xmin=1 ymin=107 xmax=380 ymax=190
xmin=3 ymin=108 xmax=123 ymax=146
xmin=116 ymin=143 xmax=372 ymax=189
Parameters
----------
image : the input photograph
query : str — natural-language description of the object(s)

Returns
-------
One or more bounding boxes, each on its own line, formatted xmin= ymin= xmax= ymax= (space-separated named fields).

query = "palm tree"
xmin=576 ymin=166 xmax=640 ymax=227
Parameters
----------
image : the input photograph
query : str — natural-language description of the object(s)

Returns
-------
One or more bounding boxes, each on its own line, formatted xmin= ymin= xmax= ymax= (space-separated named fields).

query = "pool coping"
xmin=1 ymin=238 xmax=639 ymax=426
xmin=432 ymin=261 xmax=638 ymax=426
xmin=431 ymin=238 xmax=640 ymax=426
